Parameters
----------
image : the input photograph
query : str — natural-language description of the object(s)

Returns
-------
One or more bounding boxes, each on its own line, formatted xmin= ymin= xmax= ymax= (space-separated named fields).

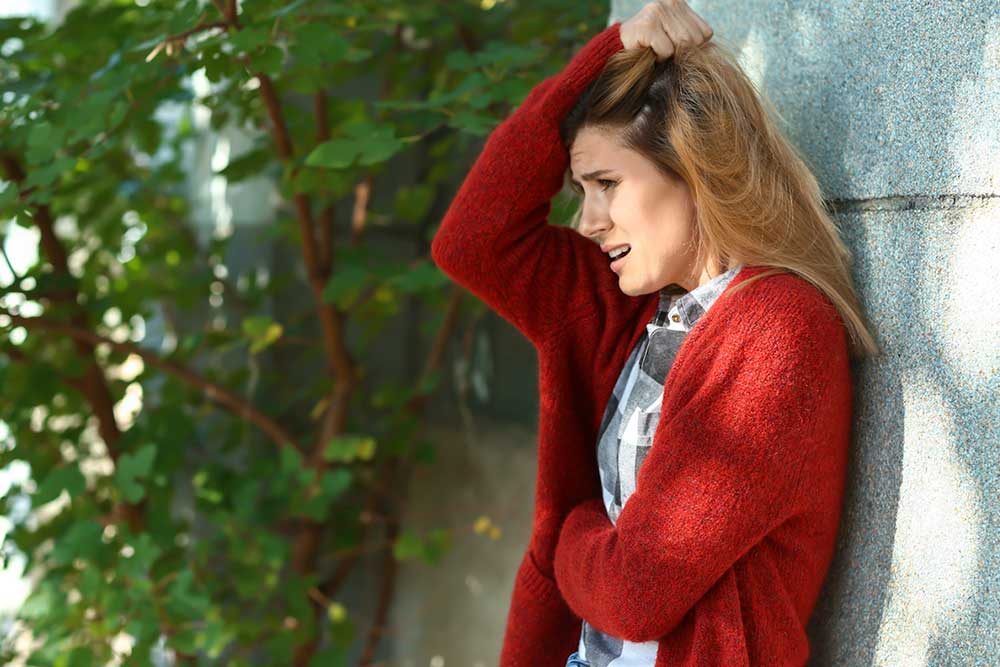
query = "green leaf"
xmin=319 ymin=469 xmax=352 ymax=500
xmin=289 ymin=167 xmax=327 ymax=195
xmin=26 ymin=121 xmax=66 ymax=165
xmin=321 ymin=435 xmax=376 ymax=463
xmin=298 ymin=469 xmax=351 ymax=521
xmin=392 ymin=528 xmax=451 ymax=565
xmin=19 ymin=581 xmax=58 ymax=619
xmin=50 ymin=520 xmax=105 ymax=566
xmin=422 ymin=528 xmax=451 ymax=565
xmin=23 ymin=156 xmax=75 ymax=191
xmin=67 ymin=646 xmax=93 ymax=667
xmin=0 ymin=181 xmax=19 ymax=210
xmin=33 ymin=463 xmax=86 ymax=505
xmin=228 ymin=26 xmax=270 ymax=54
xmin=321 ymin=261 xmax=369 ymax=309
xmin=346 ymin=121 xmax=404 ymax=166
xmin=242 ymin=315 xmax=283 ymax=354
xmin=447 ymin=109 xmax=497 ymax=137
xmin=78 ymin=567 xmax=102 ymax=599
xmin=65 ymin=90 xmax=117 ymax=143
xmin=166 ymin=0 xmax=201 ymax=33
xmin=199 ymin=616 xmax=234 ymax=659
xmin=305 ymin=138 xmax=361 ymax=169
xmin=306 ymin=121 xmax=404 ymax=169
xmin=279 ymin=446 xmax=306 ymax=476
xmin=218 ymin=146 xmax=271 ymax=181
xmin=290 ymin=23 xmax=350 ymax=67
xmin=166 ymin=569 xmax=211 ymax=620
xmin=114 ymin=443 xmax=157 ymax=503
xmin=255 ymin=45 xmax=285 ymax=77
xmin=202 ymin=46 xmax=234 ymax=82
xmin=392 ymin=530 xmax=422 ymax=561
xmin=393 ymin=184 xmax=435 ymax=224
xmin=118 ymin=533 xmax=163 ymax=581
xmin=384 ymin=260 xmax=449 ymax=294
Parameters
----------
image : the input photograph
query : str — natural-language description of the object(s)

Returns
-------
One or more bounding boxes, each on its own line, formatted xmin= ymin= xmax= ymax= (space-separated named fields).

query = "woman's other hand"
xmin=620 ymin=0 xmax=714 ymax=62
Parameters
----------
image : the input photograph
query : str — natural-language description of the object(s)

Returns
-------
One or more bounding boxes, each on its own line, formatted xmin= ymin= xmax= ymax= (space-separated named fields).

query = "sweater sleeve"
xmin=551 ymin=305 xmax=846 ymax=642
xmin=430 ymin=22 xmax=631 ymax=347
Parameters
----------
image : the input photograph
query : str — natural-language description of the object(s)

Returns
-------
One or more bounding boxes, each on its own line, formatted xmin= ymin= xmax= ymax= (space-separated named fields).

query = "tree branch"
xmin=0 ymin=233 xmax=20 ymax=282
xmin=312 ymin=91 xmax=334 ymax=274
xmin=7 ymin=313 xmax=303 ymax=454
xmin=1 ymin=153 xmax=143 ymax=531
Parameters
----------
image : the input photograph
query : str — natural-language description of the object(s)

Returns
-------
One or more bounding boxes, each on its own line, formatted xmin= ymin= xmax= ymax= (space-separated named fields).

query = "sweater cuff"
xmin=553 ymin=499 xmax=607 ymax=587
xmin=501 ymin=547 xmax=583 ymax=666
xmin=519 ymin=546 xmax=568 ymax=610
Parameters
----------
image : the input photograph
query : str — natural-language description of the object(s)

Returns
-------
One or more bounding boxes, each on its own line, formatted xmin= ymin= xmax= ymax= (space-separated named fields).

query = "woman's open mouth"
xmin=610 ymin=246 xmax=631 ymax=272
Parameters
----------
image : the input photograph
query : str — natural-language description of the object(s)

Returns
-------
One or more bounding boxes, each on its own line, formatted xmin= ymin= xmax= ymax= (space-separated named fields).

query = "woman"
xmin=431 ymin=1 xmax=879 ymax=665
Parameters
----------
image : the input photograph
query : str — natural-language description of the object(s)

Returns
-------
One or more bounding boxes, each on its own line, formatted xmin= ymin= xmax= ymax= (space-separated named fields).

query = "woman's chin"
xmin=617 ymin=277 xmax=660 ymax=298
xmin=617 ymin=279 xmax=641 ymax=297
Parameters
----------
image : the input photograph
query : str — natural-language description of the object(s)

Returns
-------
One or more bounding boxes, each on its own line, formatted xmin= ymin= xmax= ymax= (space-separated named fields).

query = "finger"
xmin=656 ymin=2 xmax=702 ymax=52
xmin=668 ymin=0 xmax=712 ymax=45
xmin=688 ymin=8 xmax=714 ymax=40
xmin=649 ymin=31 xmax=675 ymax=61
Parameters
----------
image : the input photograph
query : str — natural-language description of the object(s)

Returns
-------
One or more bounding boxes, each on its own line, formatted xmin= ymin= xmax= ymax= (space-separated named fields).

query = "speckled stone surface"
xmin=810 ymin=201 xmax=1000 ymax=666
xmin=612 ymin=1 xmax=1000 ymax=200
xmin=607 ymin=2 xmax=1000 ymax=664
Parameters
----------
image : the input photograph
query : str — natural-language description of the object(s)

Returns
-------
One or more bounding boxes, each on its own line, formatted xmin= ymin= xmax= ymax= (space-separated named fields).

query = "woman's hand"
xmin=620 ymin=0 xmax=714 ymax=62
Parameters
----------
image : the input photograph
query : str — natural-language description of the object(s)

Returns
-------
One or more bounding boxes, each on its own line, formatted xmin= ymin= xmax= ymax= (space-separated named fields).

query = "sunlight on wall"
xmin=733 ymin=25 xmax=768 ymax=94
xmin=873 ymin=373 xmax=981 ymax=666
xmin=944 ymin=17 xmax=1000 ymax=380
xmin=943 ymin=209 xmax=1000 ymax=383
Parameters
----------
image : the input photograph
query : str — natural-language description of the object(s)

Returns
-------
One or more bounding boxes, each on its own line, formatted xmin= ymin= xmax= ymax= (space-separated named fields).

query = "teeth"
xmin=609 ymin=246 xmax=630 ymax=259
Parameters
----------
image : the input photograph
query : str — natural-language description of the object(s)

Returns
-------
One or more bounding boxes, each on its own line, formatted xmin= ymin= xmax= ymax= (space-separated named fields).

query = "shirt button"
xmin=671 ymin=314 xmax=680 ymax=323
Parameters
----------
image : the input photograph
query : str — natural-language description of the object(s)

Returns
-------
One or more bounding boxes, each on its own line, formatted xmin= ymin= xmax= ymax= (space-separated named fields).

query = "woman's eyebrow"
xmin=569 ymin=169 xmax=614 ymax=187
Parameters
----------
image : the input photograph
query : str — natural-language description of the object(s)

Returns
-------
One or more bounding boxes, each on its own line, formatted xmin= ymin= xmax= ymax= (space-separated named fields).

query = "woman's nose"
xmin=577 ymin=205 xmax=610 ymax=240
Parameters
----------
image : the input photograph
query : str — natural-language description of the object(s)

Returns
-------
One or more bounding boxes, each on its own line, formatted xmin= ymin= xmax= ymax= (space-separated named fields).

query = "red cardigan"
xmin=430 ymin=21 xmax=854 ymax=667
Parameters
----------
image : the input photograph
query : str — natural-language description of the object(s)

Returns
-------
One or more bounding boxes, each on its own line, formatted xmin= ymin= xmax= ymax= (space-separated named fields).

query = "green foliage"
xmin=0 ymin=0 xmax=608 ymax=663
xmin=114 ymin=444 xmax=157 ymax=503
xmin=241 ymin=315 xmax=284 ymax=354
xmin=392 ymin=527 xmax=451 ymax=565
xmin=305 ymin=121 xmax=406 ymax=169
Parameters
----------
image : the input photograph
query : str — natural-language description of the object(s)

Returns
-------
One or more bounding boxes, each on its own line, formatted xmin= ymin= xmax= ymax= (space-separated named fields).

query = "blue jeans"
xmin=566 ymin=650 xmax=591 ymax=667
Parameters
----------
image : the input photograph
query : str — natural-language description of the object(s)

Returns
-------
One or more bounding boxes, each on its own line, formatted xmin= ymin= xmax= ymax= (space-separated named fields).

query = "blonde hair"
xmin=560 ymin=39 xmax=880 ymax=359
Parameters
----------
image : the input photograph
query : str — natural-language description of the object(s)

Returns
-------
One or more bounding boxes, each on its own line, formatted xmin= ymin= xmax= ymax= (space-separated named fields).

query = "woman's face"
xmin=569 ymin=125 xmax=708 ymax=295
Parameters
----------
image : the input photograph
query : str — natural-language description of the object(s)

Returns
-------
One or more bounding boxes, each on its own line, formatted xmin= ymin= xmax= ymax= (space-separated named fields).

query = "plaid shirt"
xmin=574 ymin=262 xmax=745 ymax=666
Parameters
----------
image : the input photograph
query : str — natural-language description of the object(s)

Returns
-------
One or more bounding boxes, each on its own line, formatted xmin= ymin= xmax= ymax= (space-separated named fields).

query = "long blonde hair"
xmin=560 ymin=39 xmax=880 ymax=359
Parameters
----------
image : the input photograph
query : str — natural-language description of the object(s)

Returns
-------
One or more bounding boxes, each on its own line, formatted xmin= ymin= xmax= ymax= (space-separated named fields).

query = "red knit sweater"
xmin=430 ymin=21 xmax=854 ymax=667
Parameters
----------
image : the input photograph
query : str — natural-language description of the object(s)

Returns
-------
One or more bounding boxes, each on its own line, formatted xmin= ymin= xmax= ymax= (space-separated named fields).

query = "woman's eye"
xmin=569 ymin=179 xmax=616 ymax=197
